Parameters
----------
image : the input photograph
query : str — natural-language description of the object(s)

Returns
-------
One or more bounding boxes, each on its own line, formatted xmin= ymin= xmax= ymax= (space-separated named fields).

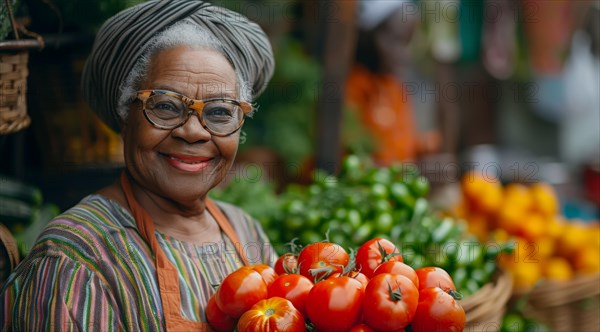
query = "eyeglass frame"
xmin=135 ymin=89 xmax=253 ymax=136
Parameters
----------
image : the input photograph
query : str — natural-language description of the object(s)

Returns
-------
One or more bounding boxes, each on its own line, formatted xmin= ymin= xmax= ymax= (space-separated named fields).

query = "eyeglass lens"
xmin=145 ymin=94 xmax=244 ymax=134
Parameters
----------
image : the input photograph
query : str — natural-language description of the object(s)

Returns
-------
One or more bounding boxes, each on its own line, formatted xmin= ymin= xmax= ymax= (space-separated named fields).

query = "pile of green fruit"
xmin=212 ymin=155 xmax=512 ymax=296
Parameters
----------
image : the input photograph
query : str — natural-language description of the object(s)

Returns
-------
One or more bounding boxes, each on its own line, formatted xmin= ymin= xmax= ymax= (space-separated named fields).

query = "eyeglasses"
xmin=135 ymin=90 xmax=252 ymax=136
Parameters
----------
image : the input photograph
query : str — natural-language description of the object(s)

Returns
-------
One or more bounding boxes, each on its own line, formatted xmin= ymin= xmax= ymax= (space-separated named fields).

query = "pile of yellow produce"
xmin=453 ymin=172 xmax=600 ymax=291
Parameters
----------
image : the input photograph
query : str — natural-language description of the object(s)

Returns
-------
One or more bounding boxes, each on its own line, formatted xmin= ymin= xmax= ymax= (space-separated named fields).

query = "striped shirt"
xmin=0 ymin=195 xmax=276 ymax=331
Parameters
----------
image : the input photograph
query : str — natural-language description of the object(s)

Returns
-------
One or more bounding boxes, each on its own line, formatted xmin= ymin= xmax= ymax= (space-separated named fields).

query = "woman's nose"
xmin=171 ymin=112 xmax=212 ymax=143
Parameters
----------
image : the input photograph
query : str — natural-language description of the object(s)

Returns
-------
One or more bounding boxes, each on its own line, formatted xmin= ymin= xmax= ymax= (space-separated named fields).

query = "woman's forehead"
xmin=144 ymin=47 xmax=239 ymax=98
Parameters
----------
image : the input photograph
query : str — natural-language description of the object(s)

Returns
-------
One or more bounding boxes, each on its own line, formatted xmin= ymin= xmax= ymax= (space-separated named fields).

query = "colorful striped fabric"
xmin=0 ymin=195 xmax=276 ymax=331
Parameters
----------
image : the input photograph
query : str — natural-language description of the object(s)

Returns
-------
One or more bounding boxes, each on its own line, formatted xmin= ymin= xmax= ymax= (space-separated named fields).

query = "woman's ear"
xmin=120 ymin=102 xmax=137 ymax=137
xmin=119 ymin=116 xmax=127 ymax=136
xmin=119 ymin=111 xmax=131 ymax=142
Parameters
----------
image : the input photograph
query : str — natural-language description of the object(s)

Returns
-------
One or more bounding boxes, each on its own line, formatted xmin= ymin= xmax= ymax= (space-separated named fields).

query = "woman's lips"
xmin=160 ymin=152 xmax=212 ymax=172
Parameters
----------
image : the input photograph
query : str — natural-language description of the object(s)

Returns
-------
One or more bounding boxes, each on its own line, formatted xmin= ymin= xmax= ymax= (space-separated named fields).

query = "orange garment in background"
xmin=345 ymin=65 xmax=418 ymax=165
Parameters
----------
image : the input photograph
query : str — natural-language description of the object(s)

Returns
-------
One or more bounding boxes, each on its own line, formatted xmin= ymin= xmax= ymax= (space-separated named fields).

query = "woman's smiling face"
xmin=122 ymin=46 xmax=241 ymax=204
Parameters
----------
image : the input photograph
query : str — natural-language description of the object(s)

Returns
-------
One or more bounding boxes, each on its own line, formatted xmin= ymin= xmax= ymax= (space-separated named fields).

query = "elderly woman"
xmin=1 ymin=1 xmax=275 ymax=330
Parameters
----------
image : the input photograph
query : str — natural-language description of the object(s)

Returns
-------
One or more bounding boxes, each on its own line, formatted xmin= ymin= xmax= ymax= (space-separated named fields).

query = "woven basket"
xmin=0 ymin=0 xmax=43 ymax=135
xmin=0 ymin=50 xmax=30 ymax=134
xmin=521 ymin=273 xmax=600 ymax=332
xmin=460 ymin=268 xmax=513 ymax=331
xmin=0 ymin=223 xmax=20 ymax=287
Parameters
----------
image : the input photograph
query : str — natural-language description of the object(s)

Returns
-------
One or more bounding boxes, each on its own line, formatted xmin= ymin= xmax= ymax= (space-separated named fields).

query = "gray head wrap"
xmin=81 ymin=0 xmax=275 ymax=132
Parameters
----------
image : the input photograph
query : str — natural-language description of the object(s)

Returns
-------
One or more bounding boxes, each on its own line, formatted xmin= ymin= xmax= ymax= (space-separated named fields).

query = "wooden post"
xmin=313 ymin=0 xmax=357 ymax=174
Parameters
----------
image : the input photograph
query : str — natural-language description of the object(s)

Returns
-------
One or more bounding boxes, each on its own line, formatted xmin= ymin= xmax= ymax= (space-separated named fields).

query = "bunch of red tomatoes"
xmin=207 ymin=238 xmax=466 ymax=332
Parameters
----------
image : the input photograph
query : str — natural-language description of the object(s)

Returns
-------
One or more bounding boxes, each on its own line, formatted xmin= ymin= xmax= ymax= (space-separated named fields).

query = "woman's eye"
xmin=154 ymin=102 xmax=178 ymax=112
xmin=205 ymin=106 xmax=233 ymax=117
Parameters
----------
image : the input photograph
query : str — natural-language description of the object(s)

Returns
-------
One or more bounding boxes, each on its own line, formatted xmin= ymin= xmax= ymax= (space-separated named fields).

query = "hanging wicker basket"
xmin=0 ymin=0 xmax=43 ymax=135
xmin=460 ymin=268 xmax=514 ymax=332
xmin=0 ymin=50 xmax=30 ymax=134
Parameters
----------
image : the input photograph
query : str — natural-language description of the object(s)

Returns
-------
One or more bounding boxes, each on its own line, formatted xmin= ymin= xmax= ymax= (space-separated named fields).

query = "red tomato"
xmin=306 ymin=276 xmax=364 ymax=331
xmin=216 ymin=268 xmax=268 ymax=318
xmin=415 ymin=267 xmax=456 ymax=291
xmin=275 ymin=253 xmax=299 ymax=275
xmin=245 ymin=264 xmax=279 ymax=287
xmin=356 ymin=238 xmax=402 ymax=278
xmin=297 ymin=242 xmax=349 ymax=281
xmin=373 ymin=261 xmax=419 ymax=289
xmin=237 ymin=297 xmax=306 ymax=332
xmin=363 ymin=273 xmax=418 ymax=331
xmin=267 ymin=273 xmax=314 ymax=319
xmin=328 ymin=271 xmax=370 ymax=289
xmin=349 ymin=323 xmax=375 ymax=332
xmin=206 ymin=295 xmax=237 ymax=332
xmin=411 ymin=287 xmax=466 ymax=332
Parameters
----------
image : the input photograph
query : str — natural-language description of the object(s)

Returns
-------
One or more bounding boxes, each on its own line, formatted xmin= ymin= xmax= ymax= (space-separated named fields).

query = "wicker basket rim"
xmin=460 ymin=268 xmax=513 ymax=327
xmin=0 ymin=223 xmax=20 ymax=272
xmin=524 ymin=273 xmax=600 ymax=307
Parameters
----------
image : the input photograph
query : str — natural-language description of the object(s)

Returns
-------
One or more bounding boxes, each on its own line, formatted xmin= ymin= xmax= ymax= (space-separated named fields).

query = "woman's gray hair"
xmin=117 ymin=20 xmax=252 ymax=121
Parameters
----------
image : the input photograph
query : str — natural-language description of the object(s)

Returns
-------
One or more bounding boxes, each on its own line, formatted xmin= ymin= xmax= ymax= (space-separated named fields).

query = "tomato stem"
xmin=323 ymin=229 xmax=331 ymax=243
xmin=340 ymin=248 xmax=356 ymax=276
xmin=309 ymin=265 xmax=335 ymax=283
xmin=378 ymin=241 xmax=402 ymax=263
xmin=447 ymin=289 xmax=463 ymax=300
xmin=387 ymin=281 xmax=403 ymax=302
xmin=284 ymin=237 xmax=302 ymax=255
xmin=265 ymin=308 xmax=275 ymax=317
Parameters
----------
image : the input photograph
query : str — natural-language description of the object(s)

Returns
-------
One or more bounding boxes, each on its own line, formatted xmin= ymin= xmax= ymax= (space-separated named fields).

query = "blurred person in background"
xmin=345 ymin=0 xmax=441 ymax=166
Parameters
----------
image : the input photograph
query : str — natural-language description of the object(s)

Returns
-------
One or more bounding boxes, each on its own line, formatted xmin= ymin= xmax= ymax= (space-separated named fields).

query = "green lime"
xmin=368 ymin=168 xmax=392 ymax=184
xmin=409 ymin=176 xmax=430 ymax=198
xmin=390 ymin=182 xmax=416 ymax=208
xmin=306 ymin=210 xmax=321 ymax=228
xmin=353 ymin=223 xmax=373 ymax=245
xmin=370 ymin=183 xmax=389 ymax=199
xmin=287 ymin=200 xmax=305 ymax=215
xmin=501 ymin=313 xmax=525 ymax=332
xmin=342 ymin=155 xmax=361 ymax=172
xmin=373 ymin=199 xmax=392 ymax=214
xmin=346 ymin=209 xmax=362 ymax=230
xmin=334 ymin=208 xmax=348 ymax=220
xmin=374 ymin=212 xmax=394 ymax=233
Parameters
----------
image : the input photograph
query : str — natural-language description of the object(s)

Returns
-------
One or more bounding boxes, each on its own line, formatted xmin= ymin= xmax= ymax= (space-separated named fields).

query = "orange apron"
xmin=120 ymin=172 xmax=249 ymax=331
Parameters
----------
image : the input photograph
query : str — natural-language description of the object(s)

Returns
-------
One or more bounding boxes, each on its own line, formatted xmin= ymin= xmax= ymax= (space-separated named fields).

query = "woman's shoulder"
xmin=47 ymin=194 xmax=134 ymax=232
xmin=27 ymin=195 xmax=138 ymax=263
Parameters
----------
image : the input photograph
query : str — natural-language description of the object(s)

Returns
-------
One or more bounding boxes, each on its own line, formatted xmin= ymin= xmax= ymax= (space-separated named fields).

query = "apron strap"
xmin=205 ymin=198 xmax=250 ymax=266
xmin=120 ymin=171 xmax=247 ymax=331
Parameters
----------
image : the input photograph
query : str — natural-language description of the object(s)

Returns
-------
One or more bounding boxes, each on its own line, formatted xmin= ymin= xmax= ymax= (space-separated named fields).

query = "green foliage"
xmin=241 ymin=37 xmax=321 ymax=166
xmin=0 ymin=0 xmax=20 ymax=41
xmin=0 ymin=174 xmax=59 ymax=257
xmin=209 ymin=176 xmax=281 ymax=231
